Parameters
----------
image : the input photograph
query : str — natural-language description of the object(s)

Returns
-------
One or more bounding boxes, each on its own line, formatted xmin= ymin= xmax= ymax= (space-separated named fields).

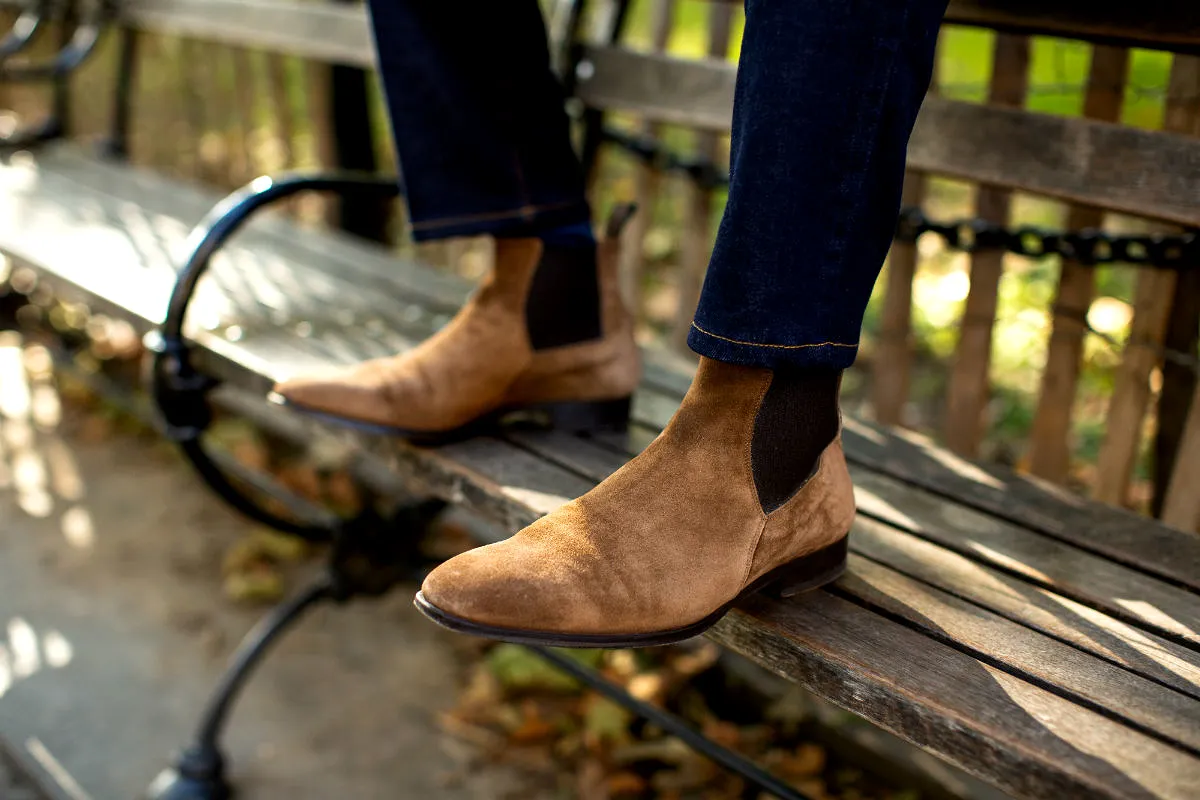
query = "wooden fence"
xmin=1 ymin=0 xmax=1198 ymax=531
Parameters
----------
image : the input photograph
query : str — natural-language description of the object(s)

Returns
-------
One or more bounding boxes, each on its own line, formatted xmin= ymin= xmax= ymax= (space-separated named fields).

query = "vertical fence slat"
xmin=1162 ymin=379 xmax=1200 ymax=530
xmin=305 ymin=58 xmax=338 ymax=225
xmin=1154 ymin=56 xmax=1200 ymax=518
xmin=1027 ymin=45 xmax=1129 ymax=483
xmin=230 ymin=47 xmax=261 ymax=185
xmin=1155 ymin=268 xmax=1200 ymax=516
xmin=1092 ymin=270 xmax=1175 ymax=506
xmin=216 ymin=47 xmax=248 ymax=186
xmin=873 ymin=173 xmax=925 ymax=427
xmin=1095 ymin=55 xmax=1200 ymax=508
xmin=872 ymin=40 xmax=941 ymax=428
xmin=266 ymin=55 xmax=297 ymax=172
xmin=671 ymin=4 xmax=733 ymax=353
xmin=617 ymin=0 xmax=675 ymax=314
xmin=178 ymin=37 xmax=213 ymax=183
xmin=942 ymin=33 xmax=1030 ymax=456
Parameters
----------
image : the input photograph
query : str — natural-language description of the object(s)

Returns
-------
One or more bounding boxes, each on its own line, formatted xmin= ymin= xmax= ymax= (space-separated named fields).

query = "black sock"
xmin=524 ymin=237 xmax=602 ymax=350
xmin=752 ymin=368 xmax=842 ymax=513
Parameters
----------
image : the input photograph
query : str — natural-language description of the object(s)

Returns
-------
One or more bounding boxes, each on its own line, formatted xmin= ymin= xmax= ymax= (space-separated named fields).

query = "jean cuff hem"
xmin=409 ymin=201 xmax=591 ymax=242
xmin=687 ymin=323 xmax=860 ymax=370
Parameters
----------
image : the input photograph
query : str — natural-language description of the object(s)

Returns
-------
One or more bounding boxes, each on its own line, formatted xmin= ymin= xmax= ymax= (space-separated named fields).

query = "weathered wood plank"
xmin=120 ymin=0 xmax=374 ymax=68
xmin=712 ymin=593 xmax=1200 ymax=800
xmin=838 ymin=554 xmax=1200 ymax=754
xmin=870 ymin=42 xmax=940 ymax=428
xmin=942 ymin=0 xmax=1200 ymax=54
xmin=1028 ymin=45 xmax=1129 ymax=483
xmin=616 ymin=0 xmax=675 ymax=313
xmin=1161 ymin=380 xmax=1200 ymax=531
xmin=1094 ymin=268 xmax=1178 ymax=507
xmin=1095 ymin=55 xmax=1199 ymax=508
xmin=1155 ymin=268 xmax=1200 ymax=521
xmin=670 ymin=3 xmax=731 ymax=353
xmin=575 ymin=46 xmax=1200 ymax=226
xmin=943 ymin=34 xmax=1029 ymax=457
xmin=871 ymin=170 xmax=924 ymax=428
xmin=849 ymin=516 xmax=1200 ymax=701
xmin=840 ymin=416 xmax=1200 ymax=592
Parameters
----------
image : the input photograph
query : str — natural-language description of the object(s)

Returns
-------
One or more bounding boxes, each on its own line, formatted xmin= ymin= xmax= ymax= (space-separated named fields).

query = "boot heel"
xmin=762 ymin=536 xmax=848 ymax=599
xmin=542 ymin=396 xmax=632 ymax=435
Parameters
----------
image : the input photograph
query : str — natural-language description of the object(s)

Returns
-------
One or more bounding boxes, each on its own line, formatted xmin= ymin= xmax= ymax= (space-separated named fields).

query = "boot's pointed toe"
xmin=273 ymin=365 xmax=388 ymax=422
xmin=270 ymin=234 xmax=639 ymax=441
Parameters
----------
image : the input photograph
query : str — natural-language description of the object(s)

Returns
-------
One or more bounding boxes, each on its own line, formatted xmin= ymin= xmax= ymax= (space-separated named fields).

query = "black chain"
xmin=601 ymin=126 xmax=1200 ymax=272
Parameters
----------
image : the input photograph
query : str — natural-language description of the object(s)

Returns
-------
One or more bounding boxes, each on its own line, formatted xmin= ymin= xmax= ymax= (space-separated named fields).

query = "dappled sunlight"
xmin=43 ymin=438 xmax=85 ymax=504
xmin=985 ymin=664 xmax=1192 ymax=795
xmin=501 ymin=486 xmax=572 ymax=516
xmin=60 ymin=506 xmax=96 ymax=550
xmin=1114 ymin=599 xmax=1196 ymax=643
xmin=893 ymin=426 xmax=1005 ymax=489
xmin=0 ymin=336 xmax=31 ymax=418
xmin=0 ymin=334 xmax=97 ymax=549
xmin=841 ymin=416 xmax=885 ymax=445
xmin=853 ymin=487 xmax=919 ymax=530
xmin=965 ymin=542 xmax=1053 ymax=584
xmin=1040 ymin=589 xmax=1200 ymax=688
xmin=0 ymin=617 xmax=75 ymax=701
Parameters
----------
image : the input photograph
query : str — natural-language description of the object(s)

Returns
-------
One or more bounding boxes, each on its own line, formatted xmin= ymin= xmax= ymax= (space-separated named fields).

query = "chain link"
xmin=602 ymin=126 xmax=1200 ymax=272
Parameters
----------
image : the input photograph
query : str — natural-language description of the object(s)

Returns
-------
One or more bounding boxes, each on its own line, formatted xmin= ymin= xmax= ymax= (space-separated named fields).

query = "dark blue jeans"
xmin=367 ymin=0 xmax=946 ymax=370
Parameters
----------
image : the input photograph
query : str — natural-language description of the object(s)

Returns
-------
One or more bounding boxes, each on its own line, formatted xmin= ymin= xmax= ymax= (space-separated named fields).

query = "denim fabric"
xmin=368 ymin=0 xmax=945 ymax=369
xmin=689 ymin=0 xmax=946 ymax=369
xmin=366 ymin=1 xmax=591 ymax=241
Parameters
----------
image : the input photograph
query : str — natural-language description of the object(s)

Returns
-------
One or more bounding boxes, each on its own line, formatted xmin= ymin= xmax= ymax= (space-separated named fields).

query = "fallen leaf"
xmin=223 ymin=565 xmax=284 ymax=604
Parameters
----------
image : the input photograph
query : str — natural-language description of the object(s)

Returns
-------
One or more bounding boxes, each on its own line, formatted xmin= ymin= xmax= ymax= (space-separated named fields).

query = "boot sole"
xmin=413 ymin=535 xmax=849 ymax=648
xmin=269 ymin=394 xmax=631 ymax=446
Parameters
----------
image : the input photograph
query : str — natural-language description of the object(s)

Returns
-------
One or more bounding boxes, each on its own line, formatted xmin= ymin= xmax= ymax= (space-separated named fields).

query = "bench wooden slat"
xmin=121 ymin=0 xmax=374 ymax=68
xmin=577 ymin=46 xmax=1200 ymax=226
xmin=848 ymin=516 xmax=1200 ymax=701
xmin=713 ymin=592 xmax=1200 ymax=800
xmin=943 ymin=0 xmax=1200 ymax=54
xmin=842 ymin=418 xmax=1200 ymax=592
xmin=839 ymin=555 xmax=1200 ymax=754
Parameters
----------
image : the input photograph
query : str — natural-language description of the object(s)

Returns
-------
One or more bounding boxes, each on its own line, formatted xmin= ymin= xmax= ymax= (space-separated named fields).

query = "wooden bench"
xmin=0 ymin=1 xmax=1198 ymax=798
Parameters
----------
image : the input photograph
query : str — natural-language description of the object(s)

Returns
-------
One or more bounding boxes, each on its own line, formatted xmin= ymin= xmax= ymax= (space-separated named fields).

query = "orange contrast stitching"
xmin=691 ymin=321 xmax=858 ymax=350
xmin=410 ymin=200 xmax=581 ymax=231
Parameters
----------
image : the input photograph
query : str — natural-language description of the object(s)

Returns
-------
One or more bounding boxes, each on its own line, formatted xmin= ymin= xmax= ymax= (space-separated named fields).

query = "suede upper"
xmin=273 ymin=235 xmax=639 ymax=434
xmin=420 ymin=358 xmax=856 ymax=635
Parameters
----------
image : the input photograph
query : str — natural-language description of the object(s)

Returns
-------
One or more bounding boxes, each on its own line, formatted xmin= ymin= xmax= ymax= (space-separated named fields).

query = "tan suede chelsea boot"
xmin=271 ymin=224 xmax=640 ymax=442
xmin=414 ymin=357 xmax=857 ymax=648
